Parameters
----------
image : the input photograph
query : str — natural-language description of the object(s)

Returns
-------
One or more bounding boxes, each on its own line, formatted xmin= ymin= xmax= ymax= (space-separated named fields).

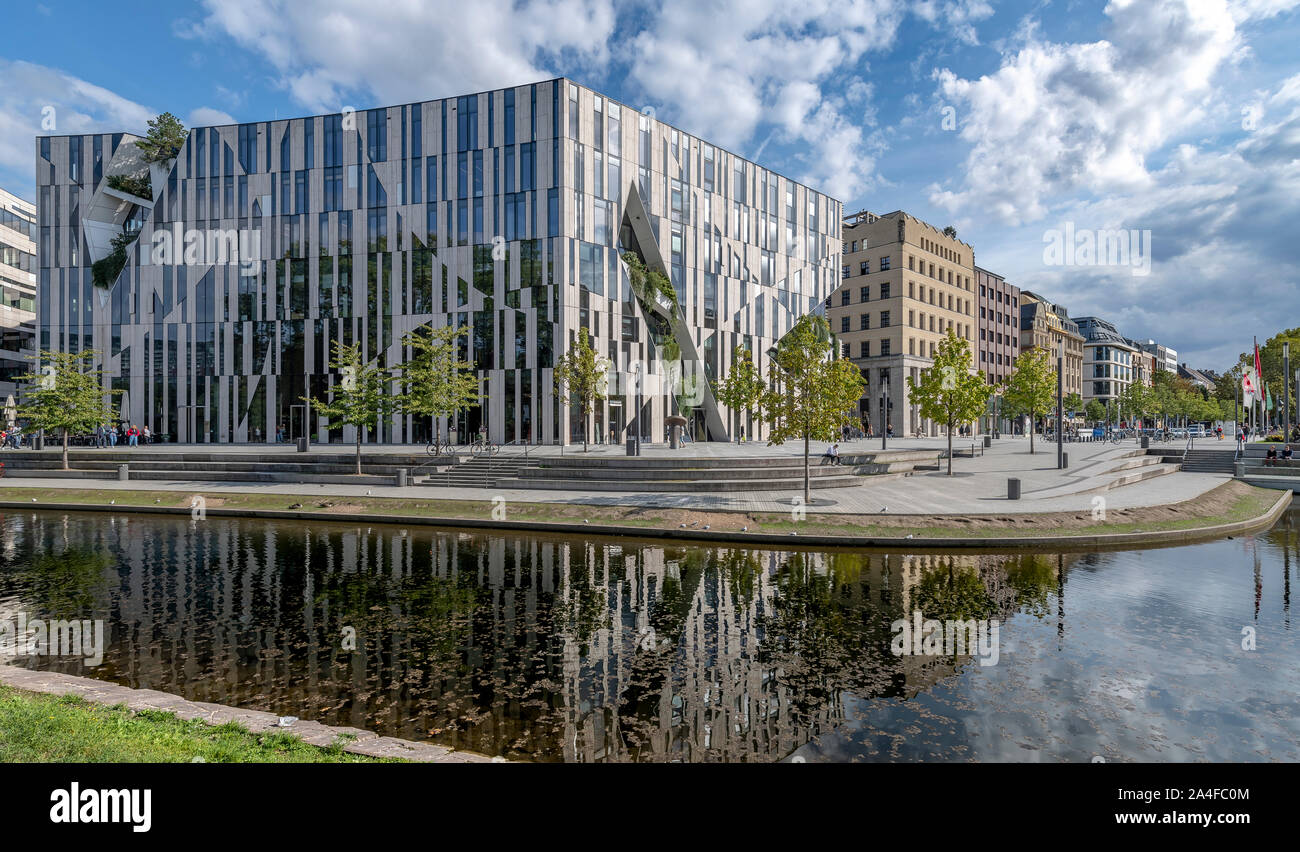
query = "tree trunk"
xmin=1029 ymin=414 xmax=1036 ymax=454
xmin=947 ymin=423 xmax=953 ymax=475
xmin=62 ymin=428 xmax=69 ymax=471
xmin=355 ymin=433 xmax=362 ymax=475
xmin=803 ymin=431 xmax=810 ymax=505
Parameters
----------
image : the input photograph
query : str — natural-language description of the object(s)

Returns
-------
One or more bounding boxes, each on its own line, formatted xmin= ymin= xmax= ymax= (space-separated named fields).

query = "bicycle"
xmin=426 ymin=438 xmax=452 ymax=457
xmin=470 ymin=436 xmax=500 ymax=457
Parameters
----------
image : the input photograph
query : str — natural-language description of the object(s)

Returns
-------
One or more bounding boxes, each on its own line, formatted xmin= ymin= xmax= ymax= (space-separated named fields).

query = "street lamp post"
xmin=880 ymin=377 xmax=889 ymax=451
xmin=1284 ymin=342 xmax=1291 ymax=441
xmin=1056 ymin=340 xmax=1064 ymax=469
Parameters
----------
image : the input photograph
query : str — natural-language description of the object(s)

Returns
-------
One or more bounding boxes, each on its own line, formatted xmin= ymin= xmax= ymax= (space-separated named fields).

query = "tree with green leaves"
xmin=554 ymin=333 xmax=609 ymax=452
xmin=715 ymin=346 xmax=766 ymax=442
xmin=1001 ymin=347 xmax=1056 ymax=454
xmin=761 ymin=314 xmax=865 ymax=503
xmin=135 ymin=112 xmax=187 ymax=163
xmin=18 ymin=349 xmax=121 ymax=470
xmin=1119 ymin=380 xmax=1155 ymax=429
xmin=396 ymin=324 xmax=481 ymax=450
xmin=906 ymin=330 xmax=990 ymax=474
xmin=304 ymin=341 xmax=394 ymax=474
xmin=1064 ymin=392 xmax=1083 ymax=417
xmin=1085 ymin=399 xmax=1106 ymax=424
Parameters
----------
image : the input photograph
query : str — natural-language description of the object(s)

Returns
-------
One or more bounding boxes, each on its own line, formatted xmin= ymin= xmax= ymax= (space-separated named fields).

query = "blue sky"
xmin=2 ymin=0 xmax=1297 ymax=368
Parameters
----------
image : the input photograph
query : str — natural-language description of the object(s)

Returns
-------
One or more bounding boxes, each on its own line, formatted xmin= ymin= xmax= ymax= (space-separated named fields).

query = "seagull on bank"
xmin=880 ymin=506 xmax=888 ymax=513
xmin=277 ymin=716 xmax=298 ymax=728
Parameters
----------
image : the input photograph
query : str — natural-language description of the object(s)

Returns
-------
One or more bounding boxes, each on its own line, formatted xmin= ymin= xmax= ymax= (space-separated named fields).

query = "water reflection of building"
xmin=0 ymin=511 xmax=1076 ymax=762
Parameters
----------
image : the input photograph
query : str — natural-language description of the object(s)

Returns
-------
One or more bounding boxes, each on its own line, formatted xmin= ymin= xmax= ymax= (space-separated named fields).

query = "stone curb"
xmin=0 ymin=666 xmax=496 ymax=763
xmin=0 ymin=488 xmax=1290 ymax=552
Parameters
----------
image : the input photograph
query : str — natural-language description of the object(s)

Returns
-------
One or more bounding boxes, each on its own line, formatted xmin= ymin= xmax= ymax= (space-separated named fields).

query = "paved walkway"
xmin=0 ymin=436 xmax=1235 ymax=516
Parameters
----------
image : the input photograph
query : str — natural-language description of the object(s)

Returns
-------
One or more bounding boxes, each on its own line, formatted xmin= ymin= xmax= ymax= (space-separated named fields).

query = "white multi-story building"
xmin=0 ymin=186 xmax=36 ymax=399
xmin=37 ymin=79 xmax=840 ymax=444
xmin=1075 ymin=316 xmax=1137 ymax=407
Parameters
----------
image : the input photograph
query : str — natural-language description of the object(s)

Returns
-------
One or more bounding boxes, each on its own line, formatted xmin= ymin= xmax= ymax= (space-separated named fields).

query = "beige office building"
xmin=834 ymin=210 xmax=976 ymax=437
xmin=1018 ymin=290 xmax=1083 ymax=401
xmin=0 ymin=186 xmax=37 ymax=399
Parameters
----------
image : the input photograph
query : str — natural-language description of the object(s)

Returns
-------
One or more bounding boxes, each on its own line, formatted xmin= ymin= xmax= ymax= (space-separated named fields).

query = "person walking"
xmin=142 ymin=424 xmax=152 ymax=444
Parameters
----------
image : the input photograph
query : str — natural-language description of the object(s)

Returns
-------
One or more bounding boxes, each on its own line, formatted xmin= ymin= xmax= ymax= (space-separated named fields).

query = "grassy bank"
xmin=0 ymin=685 xmax=391 ymax=763
xmin=0 ymin=480 xmax=1286 ymax=542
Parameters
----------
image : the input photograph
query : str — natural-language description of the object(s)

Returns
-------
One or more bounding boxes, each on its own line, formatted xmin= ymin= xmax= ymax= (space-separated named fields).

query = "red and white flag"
xmin=1242 ymin=366 xmax=1258 ymax=403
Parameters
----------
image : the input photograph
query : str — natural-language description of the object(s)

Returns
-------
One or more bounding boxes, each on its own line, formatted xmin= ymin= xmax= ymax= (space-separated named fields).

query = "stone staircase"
xmin=417 ymin=453 xmax=542 ymax=488
xmin=1180 ymin=448 xmax=1238 ymax=474
xmin=466 ymin=451 xmax=936 ymax=493
xmin=0 ymin=449 xmax=426 ymax=485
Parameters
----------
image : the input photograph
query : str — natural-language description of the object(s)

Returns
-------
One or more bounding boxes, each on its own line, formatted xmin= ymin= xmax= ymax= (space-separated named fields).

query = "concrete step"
xmin=492 ymin=474 xmax=863 ymax=492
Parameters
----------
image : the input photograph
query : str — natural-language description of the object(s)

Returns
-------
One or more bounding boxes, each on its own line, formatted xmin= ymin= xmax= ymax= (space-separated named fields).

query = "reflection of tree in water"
xmin=1001 ymin=554 xmax=1057 ymax=619
xmin=2 ymin=547 xmax=114 ymax=618
xmin=911 ymin=558 xmax=997 ymax=622
xmin=757 ymin=552 xmax=881 ymax=728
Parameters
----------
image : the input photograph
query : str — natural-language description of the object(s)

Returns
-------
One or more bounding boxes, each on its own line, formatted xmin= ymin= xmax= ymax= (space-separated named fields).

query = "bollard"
xmin=626 ymin=436 xmax=637 ymax=456
xmin=396 ymin=468 xmax=408 ymax=487
xmin=297 ymin=437 xmax=309 ymax=453
xmin=1062 ymin=452 xmax=1069 ymax=469
xmin=118 ymin=464 xmax=129 ymax=482
xmin=1007 ymin=477 xmax=1021 ymax=500
xmin=1141 ymin=436 xmax=1150 ymax=449
xmin=983 ymin=435 xmax=991 ymax=448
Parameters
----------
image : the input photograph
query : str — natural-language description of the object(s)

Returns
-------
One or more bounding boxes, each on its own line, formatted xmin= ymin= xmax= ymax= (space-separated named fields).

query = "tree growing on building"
xmin=715 ymin=346 xmax=766 ymax=442
xmin=305 ymin=341 xmax=393 ymax=475
xmin=762 ymin=314 xmax=865 ymax=503
xmin=135 ymin=112 xmax=187 ymax=163
xmin=1001 ymin=347 xmax=1056 ymax=454
xmin=396 ymin=324 xmax=481 ymax=451
xmin=18 ymin=349 xmax=121 ymax=471
xmin=907 ymin=330 xmax=990 ymax=474
xmin=554 ymin=333 xmax=609 ymax=452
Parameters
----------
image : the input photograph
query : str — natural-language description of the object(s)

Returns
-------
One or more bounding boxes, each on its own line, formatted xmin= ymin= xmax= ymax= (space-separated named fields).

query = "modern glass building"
xmin=36 ymin=78 xmax=840 ymax=445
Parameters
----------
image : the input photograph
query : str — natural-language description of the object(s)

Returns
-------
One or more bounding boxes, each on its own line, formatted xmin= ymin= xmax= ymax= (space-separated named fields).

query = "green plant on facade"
xmin=303 ymin=341 xmax=394 ymax=475
xmin=90 ymin=229 xmax=139 ymax=289
xmin=906 ymin=330 xmax=990 ymax=474
xmin=106 ymin=172 xmax=153 ymax=200
xmin=17 ymin=349 xmax=122 ymax=471
xmin=134 ymin=112 xmax=187 ymax=163
xmin=553 ymin=333 xmax=609 ymax=452
xmin=761 ymin=314 xmax=865 ymax=503
xmin=621 ymin=251 xmax=679 ymax=314
xmin=395 ymin=324 xmax=481 ymax=449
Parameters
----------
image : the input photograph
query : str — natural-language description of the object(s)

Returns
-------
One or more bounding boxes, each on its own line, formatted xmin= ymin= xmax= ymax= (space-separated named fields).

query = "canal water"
xmin=1 ymin=506 xmax=1297 ymax=762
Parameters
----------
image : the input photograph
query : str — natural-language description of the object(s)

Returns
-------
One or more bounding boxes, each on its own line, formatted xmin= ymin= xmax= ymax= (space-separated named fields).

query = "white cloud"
xmin=186 ymin=0 xmax=617 ymax=113
xmin=0 ymin=60 xmax=153 ymax=198
xmin=929 ymin=0 xmax=1254 ymax=225
xmin=188 ymin=106 xmax=237 ymax=127
xmin=969 ymin=70 xmax=1300 ymax=366
xmin=627 ymin=0 xmax=908 ymax=202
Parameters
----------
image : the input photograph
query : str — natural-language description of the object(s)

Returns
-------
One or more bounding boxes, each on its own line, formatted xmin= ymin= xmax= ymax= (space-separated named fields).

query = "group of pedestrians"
xmin=90 ymin=423 xmax=150 ymax=447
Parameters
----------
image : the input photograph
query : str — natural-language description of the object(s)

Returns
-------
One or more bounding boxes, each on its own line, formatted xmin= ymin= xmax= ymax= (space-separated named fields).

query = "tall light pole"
xmin=1056 ymin=339 xmax=1064 ymax=469
xmin=879 ymin=375 xmax=889 ymax=450
xmin=1284 ymin=341 xmax=1291 ymax=441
